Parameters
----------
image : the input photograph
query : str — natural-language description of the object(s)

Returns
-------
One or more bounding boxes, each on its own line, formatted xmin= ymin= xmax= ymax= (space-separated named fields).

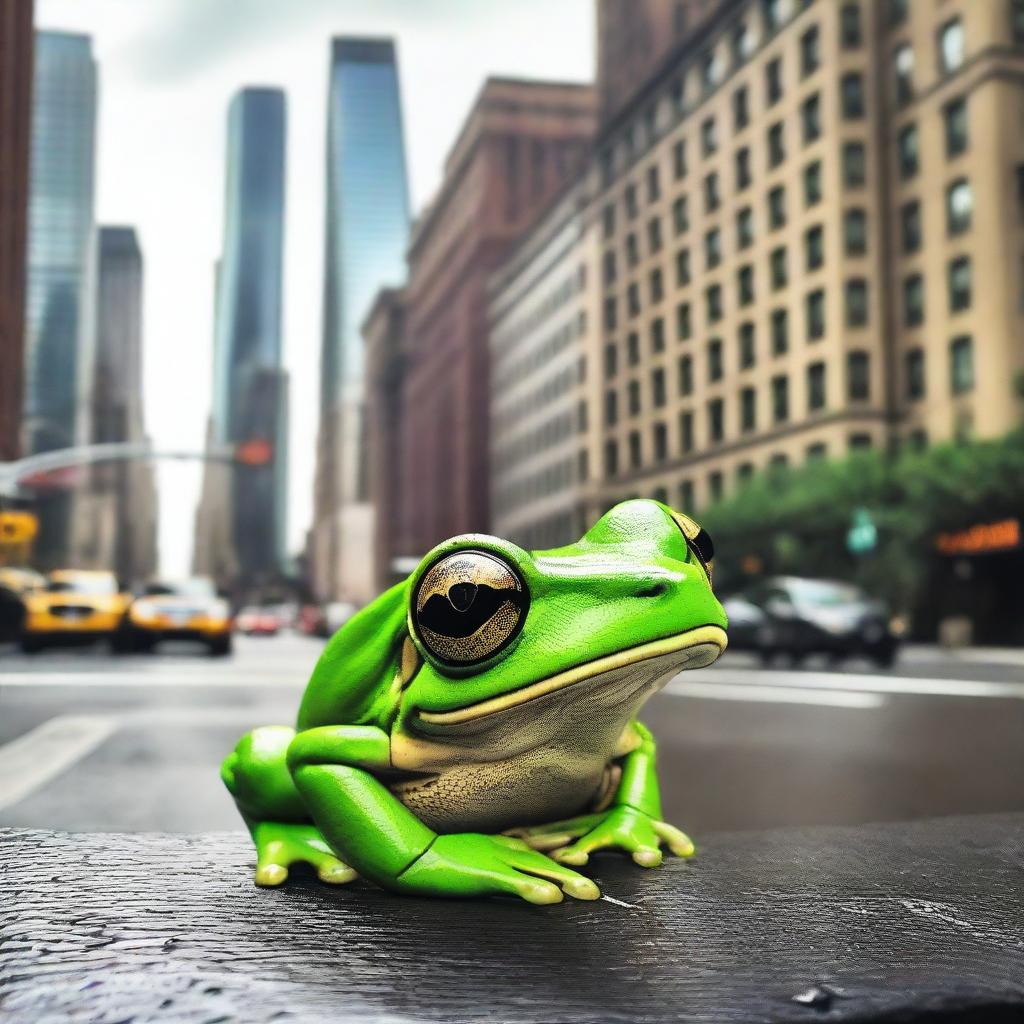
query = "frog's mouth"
xmin=413 ymin=623 xmax=727 ymax=728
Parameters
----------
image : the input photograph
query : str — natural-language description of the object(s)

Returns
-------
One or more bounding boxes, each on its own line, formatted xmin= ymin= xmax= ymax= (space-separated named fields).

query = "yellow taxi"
xmin=125 ymin=578 xmax=233 ymax=656
xmin=21 ymin=569 xmax=131 ymax=652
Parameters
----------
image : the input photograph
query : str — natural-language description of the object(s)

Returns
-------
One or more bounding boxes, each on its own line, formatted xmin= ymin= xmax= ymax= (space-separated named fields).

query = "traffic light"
xmin=235 ymin=439 xmax=273 ymax=466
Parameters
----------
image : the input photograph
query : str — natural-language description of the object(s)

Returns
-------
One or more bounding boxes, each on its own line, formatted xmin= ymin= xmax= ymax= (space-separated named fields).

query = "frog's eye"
xmin=412 ymin=550 xmax=529 ymax=667
xmin=669 ymin=511 xmax=715 ymax=585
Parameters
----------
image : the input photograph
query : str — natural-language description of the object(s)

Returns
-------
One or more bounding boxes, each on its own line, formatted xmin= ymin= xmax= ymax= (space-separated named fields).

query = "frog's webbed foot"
xmin=251 ymin=821 xmax=358 ymax=887
xmin=507 ymin=807 xmax=694 ymax=868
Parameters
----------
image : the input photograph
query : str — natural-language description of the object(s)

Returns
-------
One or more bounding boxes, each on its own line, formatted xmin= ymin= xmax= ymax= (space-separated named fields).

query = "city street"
xmin=2 ymin=633 xmax=1023 ymax=836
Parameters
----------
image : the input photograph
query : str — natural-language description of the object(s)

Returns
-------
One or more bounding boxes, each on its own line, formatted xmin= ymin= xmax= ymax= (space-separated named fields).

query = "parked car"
xmin=235 ymin=606 xmax=280 ymax=636
xmin=124 ymin=578 xmax=233 ymax=656
xmin=20 ymin=569 xmax=131 ymax=652
xmin=722 ymin=576 xmax=903 ymax=667
xmin=0 ymin=567 xmax=44 ymax=642
xmin=297 ymin=604 xmax=326 ymax=636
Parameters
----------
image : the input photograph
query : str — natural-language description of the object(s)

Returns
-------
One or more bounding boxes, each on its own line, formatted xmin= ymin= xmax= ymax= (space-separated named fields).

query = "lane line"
xmin=665 ymin=680 xmax=886 ymax=708
xmin=0 ymin=714 xmax=118 ymax=811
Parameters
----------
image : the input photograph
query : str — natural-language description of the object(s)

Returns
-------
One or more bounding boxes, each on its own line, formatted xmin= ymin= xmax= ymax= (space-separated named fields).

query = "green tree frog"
xmin=222 ymin=499 xmax=727 ymax=904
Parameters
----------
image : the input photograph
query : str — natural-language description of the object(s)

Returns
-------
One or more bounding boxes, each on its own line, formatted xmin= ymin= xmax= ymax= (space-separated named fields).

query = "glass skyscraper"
xmin=23 ymin=30 xmax=97 ymax=456
xmin=211 ymin=87 xmax=288 ymax=579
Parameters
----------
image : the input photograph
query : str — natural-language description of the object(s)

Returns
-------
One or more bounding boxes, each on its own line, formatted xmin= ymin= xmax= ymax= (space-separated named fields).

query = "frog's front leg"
xmin=507 ymin=721 xmax=694 ymax=868
xmin=287 ymin=726 xmax=600 ymax=904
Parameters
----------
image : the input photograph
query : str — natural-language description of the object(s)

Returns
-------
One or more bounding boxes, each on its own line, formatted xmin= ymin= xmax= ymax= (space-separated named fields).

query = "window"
xmin=704 ymin=172 xmax=720 ymax=212
xmin=625 ymin=183 xmax=638 ymax=219
xmin=1014 ymin=0 xmax=1024 ymax=45
xmin=768 ymin=122 xmax=785 ymax=167
xmin=947 ymin=178 xmax=973 ymax=234
xmin=701 ymin=116 xmax=718 ymax=156
xmin=708 ymin=470 xmax=724 ymax=503
xmin=805 ymin=225 xmax=824 ymax=270
xmin=628 ymin=331 xmax=641 ymax=365
xmin=771 ymin=308 xmax=789 ymax=354
xmin=763 ymin=0 xmax=784 ymax=33
xmin=604 ymin=296 xmax=618 ymax=330
xmin=604 ymin=343 xmax=618 ymax=378
xmin=802 ymin=94 xmax=821 ymax=143
xmin=602 ymin=203 xmax=615 ymax=238
xmin=644 ymin=105 xmax=658 ymax=145
xmin=948 ymin=256 xmax=971 ymax=311
xmin=733 ymin=21 xmax=755 ymax=63
xmin=673 ymin=139 xmax=687 ymax=179
xmin=652 ymin=367 xmax=667 ymax=407
xmin=736 ymin=147 xmax=752 ymax=190
xmin=651 ymin=316 xmax=666 ymax=351
xmin=807 ymin=289 xmax=826 ymax=339
xmin=679 ymin=479 xmax=694 ymax=509
xmin=801 ymin=26 xmax=821 ymax=76
xmin=845 ymin=278 xmax=869 ymax=326
xmin=771 ymin=246 xmax=788 ymax=289
xmin=702 ymin=49 xmax=724 ymax=92
xmin=604 ymin=440 xmax=619 ymax=476
xmin=847 ymin=351 xmax=870 ymax=400
xmin=807 ymin=361 xmax=827 ymax=411
xmin=675 ymin=248 xmax=691 ymax=286
xmin=737 ymin=462 xmax=755 ymax=486
xmin=768 ymin=185 xmax=786 ymax=229
xmin=888 ymin=0 xmax=908 ymax=26
xmin=844 ymin=209 xmax=867 ymax=255
xmin=944 ymin=98 xmax=967 ymax=157
xmin=603 ymin=251 xmax=617 ymax=286
xmin=647 ymin=164 xmax=661 ymax=202
xmin=939 ymin=18 xmax=964 ymax=73
xmin=906 ymin=347 xmax=925 ymax=400
xmin=766 ymin=58 xmax=783 ymax=105
xmin=677 ymin=301 xmax=692 ymax=339
xmin=737 ymin=206 xmax=754 ymax=249
xmin=653 ymin=422 xmax=668 ymax=462
xmin=804 ymin=161 xmax=822 ymax=206
xmin=706 ymin=284 xmax=723 ymax=323
xmin=629 ymin=431 xmax=642 ymax=468
xmin=772 ymin=374 xmax=789 ymax=422
xmin=678 ymin=354 xmax=693 ymax=395
xmin=739 ymin=322 xmax=756 ymax=368
xmin=708 ymin=338 xmax=724 ymax=381
xmin=950 ymin=335 xmax=974 ymax=394
xmin=806 ymin=443 xmax=827 ymax=463
xmin=741 ymin=387 xmax=757 ymax=432
xmin=898 ymin=124 xmax=919 ymax=179
xmin=680 ymin=412 xmax=694 ymax=453
xmin=705 ymin=227 xmax=722 ymax=269
xmin=849 ymin=433 xmax=872 ymax=452
xmin=738 ymin=265 xmax=755 ymax=305
xmin=627 ymin=282 xmax=641 ymax=317
xmin=648 ymin=217 xmax=663 ymax=254
xmin=604 ymin=389 xmax=619 ymax=426
xmin=901 ymin=200 xmax=922 ymax=252
xmin=841 ymin=72 xmax=865 ymax=118
xmin=708 ymin=398 xmax=725 ymax=443
xmin=840 ymin=3 xmax=861 ymax=48
xmin=628 ymin=380 xmax=641 ymax=416
xmin=673 ymin=195 xmax=689 ymax=234
xmin=842 ymin=141 xmax=866 ymax=186
xmin=893 ymin=44 xmax=914 ymax=104
xmin=626 ymin=232 xmax=639 ymax=267
xmin=733 ymin=86 xmax=750 ymax=131
xmin=904 ymin=273 xmax=924 ymax=327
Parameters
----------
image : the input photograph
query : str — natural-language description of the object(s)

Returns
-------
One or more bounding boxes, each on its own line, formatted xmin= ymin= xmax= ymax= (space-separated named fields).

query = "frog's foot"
xmin=251 ymin=821 xmax=357 ymax=887
xmin=395 ymin=833 xmax=601 ymax=905
xmin=510 ymin=807 xmax=694 ymax=868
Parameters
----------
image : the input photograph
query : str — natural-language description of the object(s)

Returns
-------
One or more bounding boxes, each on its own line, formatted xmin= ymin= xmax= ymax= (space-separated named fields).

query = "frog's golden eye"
xmin=413 ymin=550 xmax=529 ymax=666
xmin=669 ymin=511 xmax=715 ymax=585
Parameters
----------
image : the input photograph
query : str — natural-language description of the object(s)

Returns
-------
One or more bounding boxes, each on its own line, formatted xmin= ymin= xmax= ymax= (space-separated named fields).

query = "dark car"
xmin=723 ymin=576 xmax=902 ymax=667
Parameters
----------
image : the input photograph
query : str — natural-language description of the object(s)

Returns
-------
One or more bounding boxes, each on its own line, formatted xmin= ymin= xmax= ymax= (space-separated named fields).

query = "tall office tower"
xmin=198 ymin=87 xmax=287 ymax=590
xmin=72 ymin=227 xmax=157 ymax=582
xmin=23 ymin=31 xmax=98 ymax=567
xmin=0 ymin=0 xmax=33 ymax=462
xmin=310 ymin=38 xmax=411 ymax=603
xmin=591 ymin=0 xmax=1024 ymax=516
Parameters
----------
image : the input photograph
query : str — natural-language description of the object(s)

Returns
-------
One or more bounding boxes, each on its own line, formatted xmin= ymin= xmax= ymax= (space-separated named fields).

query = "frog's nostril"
xmin=637 ymin=582 xmax=668 ymax=599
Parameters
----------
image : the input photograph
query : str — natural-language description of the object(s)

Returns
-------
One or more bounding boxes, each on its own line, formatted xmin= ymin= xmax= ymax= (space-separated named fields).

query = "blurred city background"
xmin=2 ymin=0 xmax=1024 ymax=837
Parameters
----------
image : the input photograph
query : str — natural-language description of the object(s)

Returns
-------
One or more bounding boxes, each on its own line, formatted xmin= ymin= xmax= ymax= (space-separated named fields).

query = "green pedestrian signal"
xmin=847 ymin=507 xmax=877 ymax=555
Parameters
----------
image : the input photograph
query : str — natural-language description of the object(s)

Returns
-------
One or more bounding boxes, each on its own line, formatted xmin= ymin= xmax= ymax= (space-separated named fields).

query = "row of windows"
xmin=492 ymin=313 xmax=584 ymax=393
xmin=493 ymin=454 xmax=578 ymax=515
xmin=493 ymin=409 xmax=578 ymax=476
xmin=492 ymin=268 xmax=585 ymax=359
xmin=492 ymin=362 xmax=580 ymax=434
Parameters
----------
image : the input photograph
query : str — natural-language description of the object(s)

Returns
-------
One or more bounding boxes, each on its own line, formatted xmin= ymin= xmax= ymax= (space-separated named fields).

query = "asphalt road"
xmin=2 ymin=633 xmax=1023 ymax=835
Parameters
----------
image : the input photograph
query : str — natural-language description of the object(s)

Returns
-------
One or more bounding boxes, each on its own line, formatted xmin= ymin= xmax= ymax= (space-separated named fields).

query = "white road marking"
xmin=0 ymin=714 xmax=118 ymax=811
xmin=601 ymin=894 xmax=640 ymax=909
xmin=666 ymin=680 xmax=886 ymax=708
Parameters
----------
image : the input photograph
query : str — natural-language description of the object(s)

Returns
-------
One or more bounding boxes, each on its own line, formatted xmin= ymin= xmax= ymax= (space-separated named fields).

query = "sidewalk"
xmin=902 ymin=644 xmax=1024 ymax=668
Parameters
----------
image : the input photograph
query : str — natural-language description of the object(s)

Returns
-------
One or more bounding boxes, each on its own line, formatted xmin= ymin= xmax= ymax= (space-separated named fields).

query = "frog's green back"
xmin=296 ymin=580 xmax=410 ymax=731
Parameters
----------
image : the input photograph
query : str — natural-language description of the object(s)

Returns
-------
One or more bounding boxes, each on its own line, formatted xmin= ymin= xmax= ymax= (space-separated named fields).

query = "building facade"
xmin=311 ymin=37 xmax=411 ymax=604
xmin=488 ymin=181 xmax=602 ymax=550
xmin=591 ymin=0 xmax=1024 ymax=517
xmin=72 ymin=227 xmax=157 ymax=583
xmin=387 ymin=78 xmax=596 ymax=574
xmin=197 ymin=87 xmax=287 ymax=590
xmin=0 ymin=0 xmax=33 ymax=462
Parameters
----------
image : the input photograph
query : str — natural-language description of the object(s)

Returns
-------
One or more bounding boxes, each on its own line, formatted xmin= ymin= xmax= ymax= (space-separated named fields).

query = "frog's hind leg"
xmin=221 ymin=725 xmax=357 ymax=887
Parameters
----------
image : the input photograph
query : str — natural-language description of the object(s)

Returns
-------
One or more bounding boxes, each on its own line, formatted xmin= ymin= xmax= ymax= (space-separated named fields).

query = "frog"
xmin=221 ymin=498 xmax=727 ymax=904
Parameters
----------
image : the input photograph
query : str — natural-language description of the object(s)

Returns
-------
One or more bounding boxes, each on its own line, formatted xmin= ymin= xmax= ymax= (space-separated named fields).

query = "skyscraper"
xmin=23 ymin=31 xmax=98 ymax=567
xmin=311 ymin=38 xmax=411 ymax=603
xmin=198 ymin=87 xmax=287 ymax=588
xmin=0 ymin=0 xmax=33 ymax=462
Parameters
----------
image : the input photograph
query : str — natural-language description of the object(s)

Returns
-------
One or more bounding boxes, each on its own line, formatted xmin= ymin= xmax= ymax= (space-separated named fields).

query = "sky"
xmin=34 ymin=0 xmax=595 ymax=578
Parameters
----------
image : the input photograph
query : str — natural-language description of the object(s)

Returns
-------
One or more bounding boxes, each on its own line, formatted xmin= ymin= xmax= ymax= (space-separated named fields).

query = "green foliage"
xmin=701 ymin=431 xmax=1024 ymax=611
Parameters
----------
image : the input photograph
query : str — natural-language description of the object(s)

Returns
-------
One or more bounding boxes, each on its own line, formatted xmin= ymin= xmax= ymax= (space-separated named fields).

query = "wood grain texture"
xmin=2 ymin=814 xmax=1023 ymax=1023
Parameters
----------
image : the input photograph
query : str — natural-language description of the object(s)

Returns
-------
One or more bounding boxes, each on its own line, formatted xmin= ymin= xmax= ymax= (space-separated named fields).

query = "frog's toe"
xmin=251 ymin=822 xmax=357 ymax=888
xmin=653 ymin=820 xmax=695 ymax=858
xmin=254 ymin=861 xmax=289 ymax=887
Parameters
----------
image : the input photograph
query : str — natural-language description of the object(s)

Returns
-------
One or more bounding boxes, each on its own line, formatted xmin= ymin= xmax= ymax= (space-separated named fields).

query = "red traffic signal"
xmin=235 ymin=439 xmax=273 ymax=466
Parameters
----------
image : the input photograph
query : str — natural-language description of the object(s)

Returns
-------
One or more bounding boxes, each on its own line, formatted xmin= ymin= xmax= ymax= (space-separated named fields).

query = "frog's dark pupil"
xmin=448 ymin=582 xmax=477 ymax=612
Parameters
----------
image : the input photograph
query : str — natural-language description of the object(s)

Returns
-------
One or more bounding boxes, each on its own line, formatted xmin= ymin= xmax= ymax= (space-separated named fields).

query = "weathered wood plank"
xmin=2 ymin=814 xmax=1023 ymax=1023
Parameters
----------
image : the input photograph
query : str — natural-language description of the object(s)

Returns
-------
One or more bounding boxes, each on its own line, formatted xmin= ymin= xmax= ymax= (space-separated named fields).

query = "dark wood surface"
xmin=2 ymin=814 xmax=1023 ymax=1023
